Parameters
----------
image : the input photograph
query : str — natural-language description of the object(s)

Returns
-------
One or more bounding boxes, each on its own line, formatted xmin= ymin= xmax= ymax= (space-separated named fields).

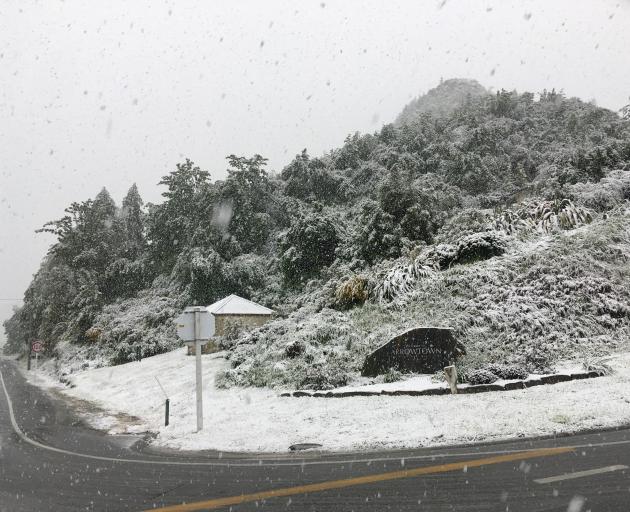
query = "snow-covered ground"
xmin=24 ymin=348 xmax=630 ymax=453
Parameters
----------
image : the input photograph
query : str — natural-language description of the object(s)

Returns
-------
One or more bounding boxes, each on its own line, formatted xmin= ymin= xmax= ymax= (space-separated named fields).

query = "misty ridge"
xmin=4 ymin=78 xmax=630 ymax=390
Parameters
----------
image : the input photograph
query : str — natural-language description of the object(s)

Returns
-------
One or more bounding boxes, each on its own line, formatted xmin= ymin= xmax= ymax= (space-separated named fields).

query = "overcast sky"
xmin=1 ymin=0 xmax=629 ymax=343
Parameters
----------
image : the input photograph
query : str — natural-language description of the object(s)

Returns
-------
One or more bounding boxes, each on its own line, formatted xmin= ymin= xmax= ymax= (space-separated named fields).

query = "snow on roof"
xmin=206 ymin=294 xmax=274 ymax=316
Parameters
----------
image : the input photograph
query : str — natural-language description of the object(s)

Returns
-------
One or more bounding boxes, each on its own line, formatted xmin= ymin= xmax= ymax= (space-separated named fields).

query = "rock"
xmin=289 ymin=443 xmax=323 ymax=451
xmin=461 ymin=383 xmax=505 ymax=393
xmin=361 ymin=327 xmax=465 ymax=377
xmin=503 ymin=381 xmax=526 ymax=390
xmin=570 ymin=371 xmax=590 ymax=380
xmin=540 ymin=374 xmax=573 ymax=385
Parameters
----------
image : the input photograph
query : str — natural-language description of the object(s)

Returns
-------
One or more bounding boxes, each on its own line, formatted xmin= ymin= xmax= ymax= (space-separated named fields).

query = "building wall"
xmin=188 ymin=314 xmax=273 ymax=355
xmin=215 ymin=314 xmax=272 ymax=336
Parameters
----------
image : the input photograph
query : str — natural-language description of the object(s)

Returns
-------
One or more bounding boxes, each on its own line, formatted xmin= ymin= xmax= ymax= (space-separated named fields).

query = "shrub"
xmin=372 ymin=257 xmax=435 ymax=302
xmin=435 ymin=208 xmax=493 ymax=244
xmin=495 ymin=198 xmax=592 ymax=235
xmin=299 ymin=361 xmax=349 ymax=390
xmin=91 ymin=292 xmax=182 ymax=365
xmin=465 ymin=369 xmax=499 ymax=385
xmin=581 ymin=360 xmax=613 ymax=376
xmin=280 ymin=212 xmax=339 ymax=285
xmin=284 ymin=340 xmax=305 ymax=358
xmin=334 ymin=275 xmax=370 ymax=309
xmin=453 ymin=232 xmax=507 ymax=265
xmin=215 ymin=368 xmax=239 ymax=389
xmin=424 ymin=244 xmax=458 ymax=269
xmin=354 ymin=200 xmax=402 ymax=264
xmin=383 ymin=368 xmax=403 ymax=383
xmin=483 ymin=363 xmax=529 ymax=380
xmin=523 ymin=344 xmax=555 ymax=373
xmin=567 ymin=171 xmax=630 ymax=211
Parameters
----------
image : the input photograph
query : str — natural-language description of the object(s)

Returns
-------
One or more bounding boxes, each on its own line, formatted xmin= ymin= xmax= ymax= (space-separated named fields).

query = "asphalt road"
xmin=1 ymin=358 xmax=630 ymax=512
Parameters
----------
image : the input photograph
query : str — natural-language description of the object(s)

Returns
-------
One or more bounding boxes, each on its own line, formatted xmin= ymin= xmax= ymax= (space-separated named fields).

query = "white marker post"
xmin=175 ymin=306 xmax=212 ymax=433
xmin=444 ymin=365 xmax=458 ymax=394
xmin=31 ymin=341 xmax=43 ymax=371
xmin=194 ymin=307 xmax=203 ymax=432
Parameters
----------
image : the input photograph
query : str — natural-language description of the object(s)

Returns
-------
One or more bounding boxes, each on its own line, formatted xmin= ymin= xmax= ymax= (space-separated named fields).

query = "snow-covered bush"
xmin=465 ymin=369 xmax=499 ymax=385
xmin=495 ymin=199 xmax=592 ymax=235
xmin=424 ymin=244 xmax=458 ymax=270
xmin=280 ymin=211 xmax=339 ymax=285
xmin=284 ymin=339 xmax=305 ymax=358
xmin=383 ymin=368 xmax=403 ymax=383
xmin=372 ymin=257 xmax=435 ymax=302
xmin=567 ymin=170 xmax=630 ymax=211
xmin=217 ymin=308 xmax=362 ymax=389
xmin=298 ymin=357 xmax=350 ymax=390
xmin=435 ymin=208 xmax=493 ymax=244
xmin=581 ymin=360 xmax=613 ymax=376
xmin=453 ymin=231 xmax=507 ymax=265
xmin=90 ymin=291 xmax=183 ymax=364
xmin=334 ymin=275 xmax=370 ymax=309
xmin=483 ymin=363 xmax=529 ymax=380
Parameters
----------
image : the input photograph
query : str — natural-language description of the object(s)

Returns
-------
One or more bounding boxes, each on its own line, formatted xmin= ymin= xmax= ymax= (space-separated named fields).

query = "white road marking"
xmin=534 ymin=465 xmax=628 ymax=484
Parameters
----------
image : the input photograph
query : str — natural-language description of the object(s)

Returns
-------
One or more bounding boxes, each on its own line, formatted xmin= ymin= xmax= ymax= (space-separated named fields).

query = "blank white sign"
xmin=175 ymin=307 xmax=215 ymax=341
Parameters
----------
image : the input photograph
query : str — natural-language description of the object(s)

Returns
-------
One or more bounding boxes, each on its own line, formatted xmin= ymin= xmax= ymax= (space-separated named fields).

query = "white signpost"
xmin=31 ymin=340 xmax=43 ymax=370
xmin=175 ymin=306 xmax=212 ymax=432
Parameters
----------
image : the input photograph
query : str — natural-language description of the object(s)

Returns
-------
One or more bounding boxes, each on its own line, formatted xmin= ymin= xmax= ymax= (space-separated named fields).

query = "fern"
xmin=373 ymin=257 xmax=435 ymax=303
xmin=495 ymin=199 xmax=592 ymax=234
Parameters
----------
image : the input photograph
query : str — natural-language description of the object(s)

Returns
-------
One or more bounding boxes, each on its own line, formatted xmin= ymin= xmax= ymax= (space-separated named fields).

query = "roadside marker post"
xmin=194 ymin=308 xmax=203 ymax=432
xmin=444 ymin=365 xmax=458 ymax=394
xmin=31 ymin=341 xmax=44 ymax=371
xmin=175 ymin=306 xmax=212 ymax=432
xmin=155 ymin=377 xmax=170 ymax=427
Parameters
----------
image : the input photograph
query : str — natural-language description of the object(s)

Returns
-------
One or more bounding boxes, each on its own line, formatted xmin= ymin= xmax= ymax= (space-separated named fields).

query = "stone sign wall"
xmin=361 ymin=327 xmax=465 ymax=377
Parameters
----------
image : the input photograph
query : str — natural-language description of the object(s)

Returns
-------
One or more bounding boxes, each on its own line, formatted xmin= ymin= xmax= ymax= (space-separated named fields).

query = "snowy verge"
xmin=20 ymin=348 xmax=630 ymax=453
xmin=281 ymin=366 xmax=603 ymax=397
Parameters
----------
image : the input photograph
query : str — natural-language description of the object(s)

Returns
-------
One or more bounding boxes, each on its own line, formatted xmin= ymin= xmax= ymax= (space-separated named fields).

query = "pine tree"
xmin=121 ymin=183 xmax=145 ymax=258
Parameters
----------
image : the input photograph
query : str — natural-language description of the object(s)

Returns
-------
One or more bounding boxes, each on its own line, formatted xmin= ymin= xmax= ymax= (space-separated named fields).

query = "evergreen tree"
xmin=120 ymin=183 xmax=145 ymax=258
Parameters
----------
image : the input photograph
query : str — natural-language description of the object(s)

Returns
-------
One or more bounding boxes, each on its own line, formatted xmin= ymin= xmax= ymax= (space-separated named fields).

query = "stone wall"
xmin=214 ymin=314 xmax=271 ymax=336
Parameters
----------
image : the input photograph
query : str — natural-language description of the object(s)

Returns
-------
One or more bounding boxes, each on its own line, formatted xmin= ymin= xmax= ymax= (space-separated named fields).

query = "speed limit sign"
xmin=31 ymin=341 xmax=43 ymax=353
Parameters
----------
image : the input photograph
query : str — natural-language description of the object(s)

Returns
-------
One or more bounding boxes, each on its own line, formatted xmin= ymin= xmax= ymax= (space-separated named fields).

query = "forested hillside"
xmin=5 ymin=79 xmax=630 ymax=387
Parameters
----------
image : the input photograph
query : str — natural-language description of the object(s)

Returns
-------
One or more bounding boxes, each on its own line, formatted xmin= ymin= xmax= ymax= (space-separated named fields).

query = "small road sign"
xmin=175 ymin=306 xmax=214 ymax=342
xmin=31 ymin=341 xmax=43 ymax=353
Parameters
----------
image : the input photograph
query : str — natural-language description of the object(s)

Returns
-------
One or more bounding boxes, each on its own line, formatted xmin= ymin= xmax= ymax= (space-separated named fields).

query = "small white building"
xmin=206 ymin=294 xmax=274 ymax=336
xmin=188 ymin=294 xmax=274 ymax=354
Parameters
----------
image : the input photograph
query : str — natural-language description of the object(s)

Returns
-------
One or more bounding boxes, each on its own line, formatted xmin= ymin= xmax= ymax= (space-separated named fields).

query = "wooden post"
xmin=444 ymin=365 xmax=458 ymax=394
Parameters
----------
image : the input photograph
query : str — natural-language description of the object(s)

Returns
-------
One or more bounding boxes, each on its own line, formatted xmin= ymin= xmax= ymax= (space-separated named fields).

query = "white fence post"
xmin=444 ymin=365 xmax=458 ymax=394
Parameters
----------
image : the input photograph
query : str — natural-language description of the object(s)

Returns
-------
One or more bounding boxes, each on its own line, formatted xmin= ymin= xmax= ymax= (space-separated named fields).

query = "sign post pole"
xmin=194 ymin=308 xmax=203 ymax=432
xmin=30 ymin=341 xmax=43 ymax=371
xmin=175 ymin=306 xmax=211 ymax=432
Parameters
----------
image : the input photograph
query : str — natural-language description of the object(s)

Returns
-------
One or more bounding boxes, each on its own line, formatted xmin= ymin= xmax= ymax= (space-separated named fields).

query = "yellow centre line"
xmin=146 ymin=446 xmax=574 ymax=512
